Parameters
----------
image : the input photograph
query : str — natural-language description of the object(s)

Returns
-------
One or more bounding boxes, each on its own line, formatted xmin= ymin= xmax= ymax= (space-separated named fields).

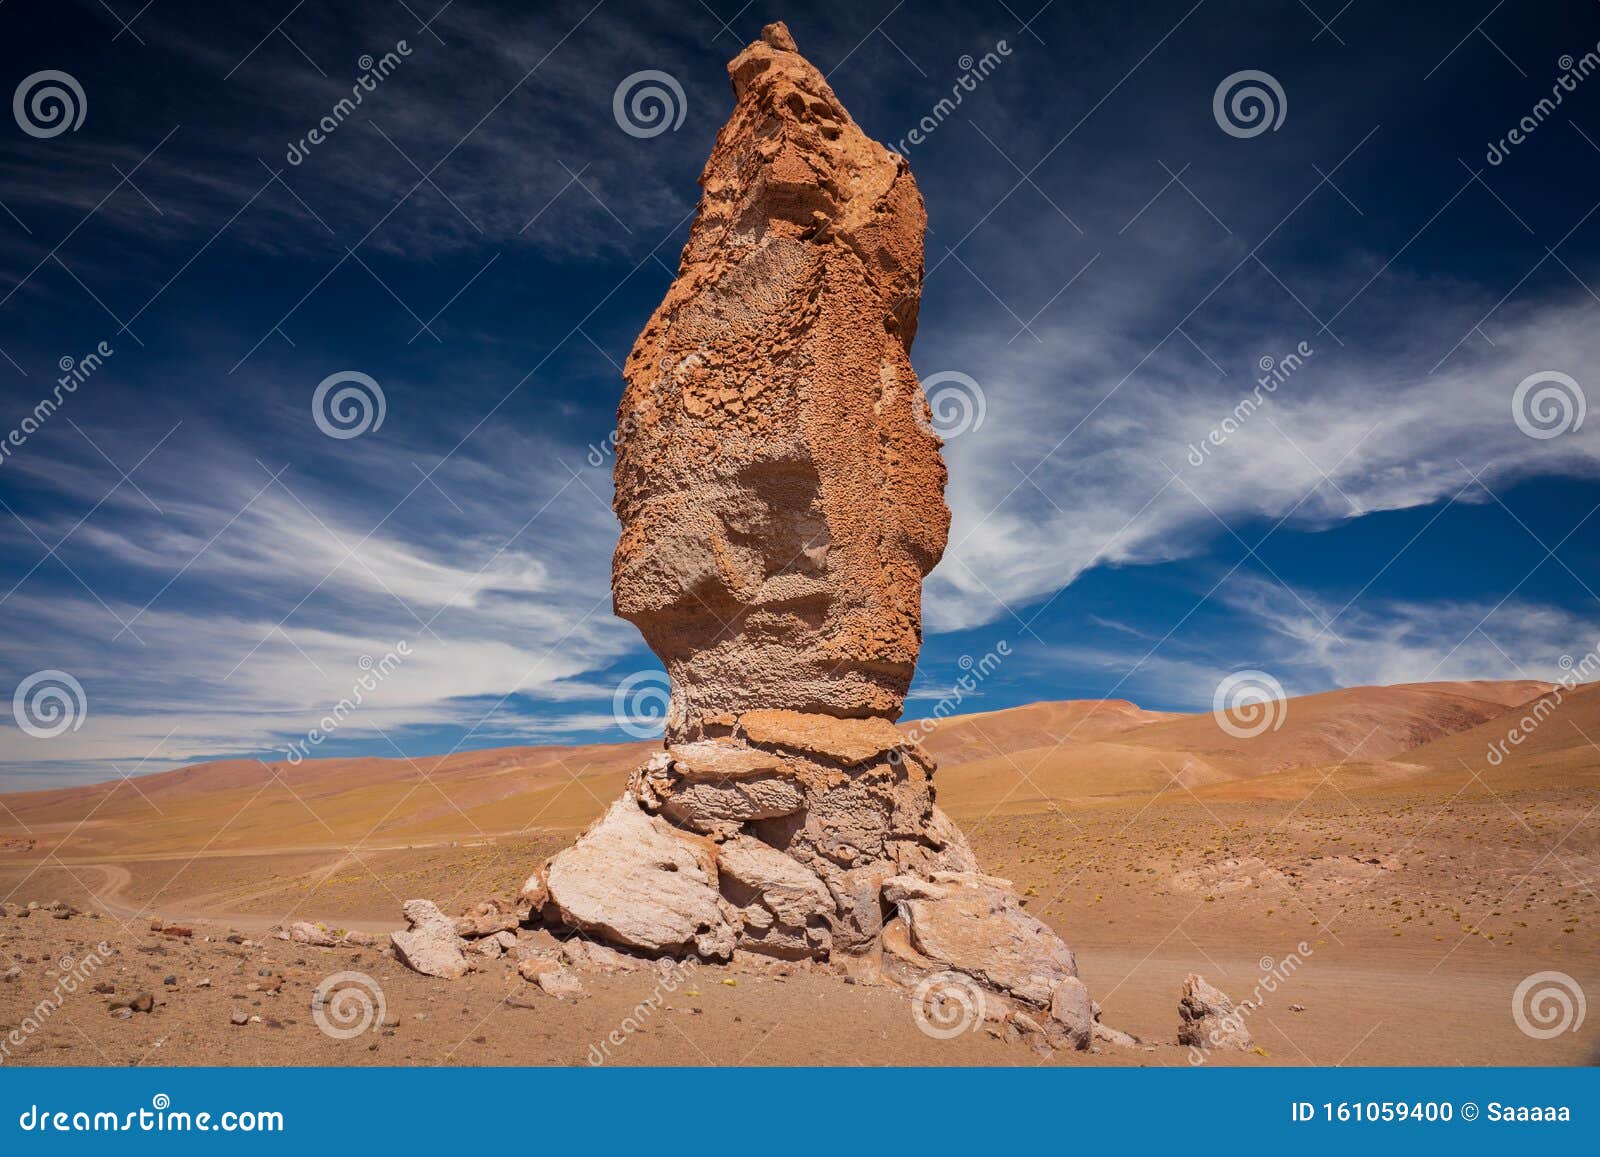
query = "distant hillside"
xmin=0 ymin=679 xmax=1587 ymax=859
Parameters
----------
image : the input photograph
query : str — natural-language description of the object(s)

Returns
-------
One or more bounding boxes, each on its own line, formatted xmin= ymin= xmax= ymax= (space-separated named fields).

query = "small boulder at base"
xmin=390 ymin=899 xmax=470 ymax=980
xmin=1047 ymin=976 xmax=1094 ymax=1051
xmin=518 ymin=954 xmax=586 ymax=999
xmin=890 ymin=872 xmax=1078 ymax=1007
xmin=545 ymin=796 xmax=734 ymax=959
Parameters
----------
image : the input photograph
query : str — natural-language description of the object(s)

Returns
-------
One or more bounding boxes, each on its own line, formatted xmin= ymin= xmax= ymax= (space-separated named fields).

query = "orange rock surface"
xmin=611 ymin=21 xmax=950 ymax=739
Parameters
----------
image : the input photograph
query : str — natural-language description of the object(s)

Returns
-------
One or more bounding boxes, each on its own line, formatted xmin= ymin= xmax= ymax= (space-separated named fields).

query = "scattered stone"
xmin=1093 ymin=1021 xmax=1141 ymax=1048
xmin=717 ymin=833 xmax=833 ymax=959
xmin=340 ymin=930 xmax=379 ymax=948
xmin=558 ymin=939 xmax=642 ymax=973
xmin=659 ymin=775 xmax=807 ymax=832
xmin=2 ymin=966 xmax=21 ymax=983
xmin=390 ymin=899 xmax=470 ymax=980
xmin=517 ymin=870 xmax=548 ymax=911
xmin=230 ymin=1011 xmax=249 ymax=1027
xmin=161 ymin=926 xmax=193 ymax=940
xmin=453 ymin=899 xmax=519 ymax=939
xmin=517 ymin=955 xmax=586 ymax=999
xmin=1178 ymin=973 xmax=1254 ymax=1052
xmin=287 ymin=921 xmax=337 ymax=947
xmin=667 ymin=740 xmax=788 ymax=781
xmin=470 ymin=930 xmax=518 ymax=958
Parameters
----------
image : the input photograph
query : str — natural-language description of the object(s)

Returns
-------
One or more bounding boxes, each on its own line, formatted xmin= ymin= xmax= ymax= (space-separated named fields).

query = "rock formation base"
xmin=516 ymin=712 xmax=1098 ymax=1050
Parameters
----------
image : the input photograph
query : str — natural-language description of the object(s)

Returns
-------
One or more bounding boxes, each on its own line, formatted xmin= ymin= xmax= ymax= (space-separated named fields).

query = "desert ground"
xmin=1 ymin=679 xmax=1596 ymax=1067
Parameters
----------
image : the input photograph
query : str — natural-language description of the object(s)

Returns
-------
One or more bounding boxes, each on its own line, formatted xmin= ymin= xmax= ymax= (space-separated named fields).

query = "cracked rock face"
xmin=544 ymin=797 xmax=736 ymax=960
xmin=611 ymin=21 xmax=949 ymax=739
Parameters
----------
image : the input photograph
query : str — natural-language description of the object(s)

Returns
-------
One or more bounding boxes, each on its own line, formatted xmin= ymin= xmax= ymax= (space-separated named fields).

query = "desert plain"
xmin=0 ymin=677 xmax=1596 ymax=1067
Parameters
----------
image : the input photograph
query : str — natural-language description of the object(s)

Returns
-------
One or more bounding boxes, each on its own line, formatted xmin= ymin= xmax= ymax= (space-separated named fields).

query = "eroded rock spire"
xmin=501 ymin=24 xmax=1100 ymax=1054
xmin=611 ymin=21 xmax=949 ymax=739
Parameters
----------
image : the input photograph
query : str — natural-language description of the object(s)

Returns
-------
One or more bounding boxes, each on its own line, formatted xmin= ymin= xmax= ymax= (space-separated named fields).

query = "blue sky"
xmin=1 ymin=0 xmax=1598 ymax=789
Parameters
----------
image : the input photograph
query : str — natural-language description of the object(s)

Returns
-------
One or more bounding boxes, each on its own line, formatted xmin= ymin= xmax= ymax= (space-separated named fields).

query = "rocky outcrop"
xmin=495 ymin=21 xmax=1098 ymax=1053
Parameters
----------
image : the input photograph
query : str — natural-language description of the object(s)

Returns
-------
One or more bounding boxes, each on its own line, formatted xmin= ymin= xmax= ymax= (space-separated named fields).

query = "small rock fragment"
xmin=1177 ymin=973 xmax=1253 ymax=1052
xmin=390 ymin=899 xmax=470 ymax=979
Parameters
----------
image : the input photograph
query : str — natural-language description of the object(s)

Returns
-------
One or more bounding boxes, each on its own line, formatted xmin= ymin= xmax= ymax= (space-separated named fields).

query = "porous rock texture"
xmin=487 ymin=23 xmax=1097 ymax=1052
xmin=611 ymin=20 xmax=948 ymax=736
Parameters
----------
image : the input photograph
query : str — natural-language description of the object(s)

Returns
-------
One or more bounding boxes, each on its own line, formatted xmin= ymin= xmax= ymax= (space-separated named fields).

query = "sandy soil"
xmin=2 ymin=682 xmax=1596 ymax=1067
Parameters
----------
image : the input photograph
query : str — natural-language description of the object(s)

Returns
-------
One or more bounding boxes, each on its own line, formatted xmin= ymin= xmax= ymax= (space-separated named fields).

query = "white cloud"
xmin=921 ymin=290 xmax=1600 ymax=633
